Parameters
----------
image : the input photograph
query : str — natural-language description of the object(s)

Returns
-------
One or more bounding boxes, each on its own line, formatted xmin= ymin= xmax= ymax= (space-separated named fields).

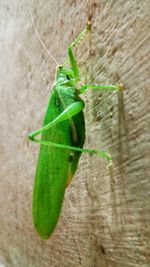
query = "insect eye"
xmin=66 ymin=75 xmax=70 ymax=80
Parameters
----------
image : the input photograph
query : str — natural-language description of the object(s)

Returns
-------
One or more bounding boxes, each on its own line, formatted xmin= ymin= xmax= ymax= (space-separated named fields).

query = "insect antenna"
xmin=28 ymin=4 xmax=59 ymax=65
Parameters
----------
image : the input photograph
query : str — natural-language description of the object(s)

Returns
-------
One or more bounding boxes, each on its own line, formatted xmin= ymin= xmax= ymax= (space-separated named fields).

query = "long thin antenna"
xmin=28 ymin=4 xmax=59 ymax=65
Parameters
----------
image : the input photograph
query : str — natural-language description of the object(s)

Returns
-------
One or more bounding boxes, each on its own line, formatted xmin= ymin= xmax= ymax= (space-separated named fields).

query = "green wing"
xmin=32 ymin=86 xmax=85 ymax=239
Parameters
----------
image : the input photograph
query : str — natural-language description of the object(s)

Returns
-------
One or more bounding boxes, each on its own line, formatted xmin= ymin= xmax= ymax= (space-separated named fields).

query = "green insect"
xmin=28 ymin=19 xmax=121 ymax=239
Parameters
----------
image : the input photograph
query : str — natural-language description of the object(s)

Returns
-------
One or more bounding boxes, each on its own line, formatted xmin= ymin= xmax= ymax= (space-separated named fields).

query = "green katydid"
xmin=28 ymin=18 xmax=122 ymax=239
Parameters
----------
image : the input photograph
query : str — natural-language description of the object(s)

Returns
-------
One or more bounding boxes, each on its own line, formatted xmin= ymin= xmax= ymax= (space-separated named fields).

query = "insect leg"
xmin=69 ymin=22 xmax=91 ymax=50
xmin=28 ymin=101 xmax=112 ymax=161
xmin=30 ymin=139 xmax=112 ymax=162
xmin=67 ymin=22 xmax=91 ymax=80
xmin=29 ymin=101 xmax=84 ymax=140
xmin=79 ymin=84 xmax=123 ymax=94
xmin=68 ymin=46 xmax=80 ymax=80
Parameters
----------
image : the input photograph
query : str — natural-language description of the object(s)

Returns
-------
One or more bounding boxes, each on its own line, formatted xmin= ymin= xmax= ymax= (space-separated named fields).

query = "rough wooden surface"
xmin=0 ymin=0 xmax=150 ymax=266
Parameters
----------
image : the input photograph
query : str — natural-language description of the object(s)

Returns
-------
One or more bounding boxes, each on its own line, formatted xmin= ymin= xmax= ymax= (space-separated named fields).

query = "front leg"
xmin=67 ymin=22 xmax=91 ymax=80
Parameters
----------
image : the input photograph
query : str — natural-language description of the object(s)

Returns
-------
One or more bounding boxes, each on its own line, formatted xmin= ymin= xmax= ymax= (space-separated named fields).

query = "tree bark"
xmin=0 ymin=0 xmax=149 ymax=266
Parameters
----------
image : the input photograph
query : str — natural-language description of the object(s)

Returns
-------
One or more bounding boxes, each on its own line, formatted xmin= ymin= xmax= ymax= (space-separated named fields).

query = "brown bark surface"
xmin=0 ymin=0 xmax=149 ymax=266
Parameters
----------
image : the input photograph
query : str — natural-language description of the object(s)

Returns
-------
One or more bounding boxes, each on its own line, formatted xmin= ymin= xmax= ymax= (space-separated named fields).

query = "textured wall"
xmin=0 ymin=0 xmax=150 ymax=266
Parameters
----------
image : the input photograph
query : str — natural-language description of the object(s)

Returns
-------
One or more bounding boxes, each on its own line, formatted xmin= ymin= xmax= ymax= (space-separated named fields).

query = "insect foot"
xmin=28 ymin=133 xmax=34 ymax=141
